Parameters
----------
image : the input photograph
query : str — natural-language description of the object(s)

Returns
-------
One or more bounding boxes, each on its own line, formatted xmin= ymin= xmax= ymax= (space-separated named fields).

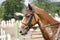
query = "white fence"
xmin=0 ymin=18 xmax=21 ymax=40
xmin=0 ymin=28 xmax=11 ymax=40
xmin=0 ymin=19 xmax=21 ymax=28
xmin=0 ymin=18 xmax=44 ymax=40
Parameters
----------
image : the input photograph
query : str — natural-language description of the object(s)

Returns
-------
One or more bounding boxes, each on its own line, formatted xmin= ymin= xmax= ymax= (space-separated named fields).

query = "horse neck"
xmin=34 ymin=13 xmax=52 ymax=40
xmin=34 ymin=8 xmax=60 ymax=40
xmin=33 ymin=6 xmax=60 ymax=40
xmin=37 ymin=14 xmax=57 ymax=40
xmin=38 ymin=15 xmax=60 ymax=40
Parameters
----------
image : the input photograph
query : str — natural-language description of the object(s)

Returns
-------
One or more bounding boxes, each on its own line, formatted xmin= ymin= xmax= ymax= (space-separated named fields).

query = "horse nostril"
xmin=20 ymin=31 xmax=22 ymax=33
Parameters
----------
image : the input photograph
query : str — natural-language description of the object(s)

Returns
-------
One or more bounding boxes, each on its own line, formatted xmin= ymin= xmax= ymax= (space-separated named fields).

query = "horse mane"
xmin=31 ymin=5 xmax=60 ymax=25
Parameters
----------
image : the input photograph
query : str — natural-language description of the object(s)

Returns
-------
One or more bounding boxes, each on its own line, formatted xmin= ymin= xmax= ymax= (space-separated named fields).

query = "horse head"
xmin=20 ymin=4 xmax=39 ymax=35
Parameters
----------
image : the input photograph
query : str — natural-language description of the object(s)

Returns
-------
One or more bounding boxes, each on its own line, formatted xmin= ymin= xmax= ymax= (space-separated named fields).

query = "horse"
xmin=20 ymin=4 xmax=60 ymax=40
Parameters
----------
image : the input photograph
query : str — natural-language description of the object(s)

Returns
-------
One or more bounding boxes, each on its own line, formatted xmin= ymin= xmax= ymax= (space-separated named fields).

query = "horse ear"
xmin=28 ymin=4 xmax=33 ymax=11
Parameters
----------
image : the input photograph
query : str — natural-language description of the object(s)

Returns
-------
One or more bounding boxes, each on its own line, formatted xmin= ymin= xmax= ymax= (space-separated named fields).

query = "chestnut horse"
xmin=20 ymin=4 xmax=60 ymax=40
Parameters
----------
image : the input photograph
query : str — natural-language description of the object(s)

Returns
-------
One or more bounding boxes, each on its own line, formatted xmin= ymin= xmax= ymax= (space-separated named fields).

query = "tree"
xmin=0 ymin=6 xmax=5 ymax=20
xmin=2 ymin=0 xmax=24 ymax=20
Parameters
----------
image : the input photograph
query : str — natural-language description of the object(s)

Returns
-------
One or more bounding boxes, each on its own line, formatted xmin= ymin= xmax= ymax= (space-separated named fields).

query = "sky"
xmin=24 ymin=0 xmax=60 ymax=6
xmin=0 ymin=0 xmax=5 ymax=4
xmin=50 ymin=0 xmax=60 ymax=2
xmin=0 ymin=0 xmax=60 ymax=5
xmin=24 ymin=0 xmax=33 ymax=6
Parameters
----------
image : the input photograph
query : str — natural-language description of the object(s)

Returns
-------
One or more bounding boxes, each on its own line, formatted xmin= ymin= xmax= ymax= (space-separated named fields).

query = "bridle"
xmin=22 ymin=9 xmax=36 ymax=30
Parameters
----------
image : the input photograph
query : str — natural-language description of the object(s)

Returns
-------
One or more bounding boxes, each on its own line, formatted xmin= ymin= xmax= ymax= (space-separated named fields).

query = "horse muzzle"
xmin=20 ymin=26 xmax=31 ymax=35
xmin=20 ymin=29 xmax=28 ymax=35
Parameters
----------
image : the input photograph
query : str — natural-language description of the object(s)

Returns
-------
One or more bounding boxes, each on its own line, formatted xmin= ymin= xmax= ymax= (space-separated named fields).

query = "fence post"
xmin=7 ymin=33 xmax=11 ymax=40
xmin=0 ymin=28 xmax=11 ymax=40
xmin=3 ymin=31 xmax=6 ymax=40
xmin=1 ymin=28 xmax=6 ymax=40
xmin=1 ymin=28 xmax=3 ymax=40
xmin=15 ymin=21 xmax=19 ymax=40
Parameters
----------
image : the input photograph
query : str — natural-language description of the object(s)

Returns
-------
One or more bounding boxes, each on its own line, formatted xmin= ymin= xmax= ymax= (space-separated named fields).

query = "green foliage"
xmin=2 ymin=0 xmax=24 ymax=20
xmin=15 ymin=15 xmax=23 ymax=20
xmin=32 ymin=0 xmax=60 ymax=16
xmin=0 ymin=6 xmax=5 ymax=19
